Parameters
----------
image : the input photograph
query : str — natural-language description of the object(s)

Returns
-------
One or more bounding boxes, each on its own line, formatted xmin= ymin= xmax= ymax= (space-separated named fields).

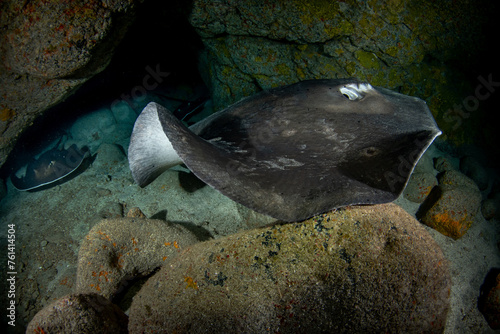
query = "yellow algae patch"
xmin=184 ymin=276 xmax=199 ymax=290
xmin=0 ymin=107 xmax=15 ymax=122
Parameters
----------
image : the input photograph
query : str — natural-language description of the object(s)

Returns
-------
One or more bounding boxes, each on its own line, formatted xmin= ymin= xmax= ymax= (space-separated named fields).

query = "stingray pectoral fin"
xmin=156 ymin=104 xmax=310 ymax=221
xmin=128 ymin=102 xmax=183 ymax=187
xmin=156 ymin=105 xmax=261 ymax=209
xmin=10 ymin=171 xmax=29 ymax=190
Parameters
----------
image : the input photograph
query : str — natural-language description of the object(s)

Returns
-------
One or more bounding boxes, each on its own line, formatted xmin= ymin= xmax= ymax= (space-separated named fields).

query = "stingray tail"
xmin=128 ymin=102 xmax=183 ymax=187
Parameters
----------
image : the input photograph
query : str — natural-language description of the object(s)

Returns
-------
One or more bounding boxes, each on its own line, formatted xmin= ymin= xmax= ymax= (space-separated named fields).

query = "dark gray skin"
xmin=129 ymin=79 xmax=441 ymax=222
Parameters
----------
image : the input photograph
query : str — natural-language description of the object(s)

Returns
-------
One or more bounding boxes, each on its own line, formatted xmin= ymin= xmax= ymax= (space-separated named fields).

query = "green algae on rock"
xmin=189 ymin=0 xmax=492 ymax=146
xmin=129 ymin=203 xmax=451 ymax=333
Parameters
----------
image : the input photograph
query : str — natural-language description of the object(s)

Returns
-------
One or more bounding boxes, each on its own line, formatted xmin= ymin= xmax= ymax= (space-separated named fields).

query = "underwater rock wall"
xmin=188 ymin=0 xmax=493 ymax=146
xmin=0 ymin=0 xmax=143 ymax=168
xmin=0 ymin=0 xmax=496 ymax=169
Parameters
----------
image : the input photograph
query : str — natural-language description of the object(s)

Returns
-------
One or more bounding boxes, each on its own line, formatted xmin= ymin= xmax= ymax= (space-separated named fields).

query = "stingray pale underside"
xmin=128 ymin=79 xmax=441 ymax=222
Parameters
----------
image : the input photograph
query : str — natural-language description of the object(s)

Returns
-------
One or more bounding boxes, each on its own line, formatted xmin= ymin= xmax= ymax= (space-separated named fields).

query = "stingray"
xmin=128 ymin=78 xmax=441 ymax=222
xmin=11 ymin=143 xmax=90 ymax=191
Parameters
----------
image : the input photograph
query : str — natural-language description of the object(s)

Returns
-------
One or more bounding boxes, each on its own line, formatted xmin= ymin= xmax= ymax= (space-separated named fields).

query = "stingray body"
xmin=11 ymin=144 xmax=90 ymax=191
xmin=128 ymin=79 xmax=441 ymax=221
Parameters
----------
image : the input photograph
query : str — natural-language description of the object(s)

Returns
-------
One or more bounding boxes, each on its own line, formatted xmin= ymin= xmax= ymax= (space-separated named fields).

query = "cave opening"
xmin=1 ymin=0 xmax=207 ymax=180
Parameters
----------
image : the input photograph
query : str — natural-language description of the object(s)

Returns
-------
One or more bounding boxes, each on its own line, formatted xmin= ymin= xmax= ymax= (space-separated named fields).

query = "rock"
xmin=0 ymin=0 xmax=141 ymax=168
xmin=437 ymin=169 xmax=479 ymax=188
xmin=460 ymin=156 xmax=489 ymax=190
xmin=93 ymin=143 xmax=127 ymax=174
xmin=7 ymin=3 xmax=105 ymax=78
xmin=417 ymin=170 xmax=482 ymax=239
xmin=97 ymin=202 xmax=123 ymax=219
xmin=26 ymin=293 xmax=128 ymax=334
xmin=413 ymin=151 xmax=435 ymax=174
xmin=434 ymin=156 xmax=457 ymax=172
xmin=403 ymin=171 xmax=438 ymax=203
xmin=129 ymin=203 xmax=451 ymax=333
xmin=481 ymin=192 xmax=500 ymax=220
xmin=481 ymin=199 xmax=498 ymax=220
xmin=111 ymin=100 xmax=138 ymax=125
xmin=76 ymin=217 xmax=199 ymax=300
xmin=478 ymin=269 xmax=500 ymax=330
xmin=70 ymin=108 xmax=117 ymax=153
xmin=127 ymin=207 xmax=147 ymax=218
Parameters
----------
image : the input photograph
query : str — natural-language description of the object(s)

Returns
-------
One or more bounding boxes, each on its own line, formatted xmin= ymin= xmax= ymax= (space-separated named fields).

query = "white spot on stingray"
xmin=281 ymin=129 xmax=297 ymax=137
xmin=15 ymin=165 xmax=27 ymax=178
xmin=261 ymin=157 xmax=304 ymax=170
xmin=339 ymin=83 xmax=374 ymax=100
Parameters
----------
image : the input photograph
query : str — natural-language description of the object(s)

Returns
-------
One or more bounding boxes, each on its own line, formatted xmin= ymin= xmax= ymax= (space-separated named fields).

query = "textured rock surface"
xmin=403 ymin=151 xmax=438 ymax=203
xmin=417 ymin=170 xmax=482 ymax=239
xmin=403 ymin=171 xmax=438 ymax=203
xmin=26 ymin=293 xmax=128 ymax=334
xmin=434 ymin=156 xmax=458 ymax=173
xmin=437 ymin=169 xmax=480 ymax=193
xmin=0 ymin=0 xmax=142 ymax=168
xmin=189 ymin=0 xmax=492 ymax=147
xmin=129 ymin=203 xmax=451 ymax=333
xmin=482 ymin=192 xmax=500 ymax=220
xmin=76 ymin=217 xmax=199 ymax=300
xmin=413 ymin=150 xmax=435 ymax=174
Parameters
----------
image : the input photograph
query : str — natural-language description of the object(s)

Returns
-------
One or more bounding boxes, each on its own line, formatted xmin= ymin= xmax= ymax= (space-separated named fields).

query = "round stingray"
xmin=11 ymin=144 xmax=90 ymax=191
xmin=130 ymin=79 xmax=441 ymax=222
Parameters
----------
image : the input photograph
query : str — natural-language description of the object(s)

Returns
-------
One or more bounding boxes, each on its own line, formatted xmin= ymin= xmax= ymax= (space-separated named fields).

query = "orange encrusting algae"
xmin=184 ymin=276 xmax=199 ymax=290
xmin=429 ymin=211 xmax=470 ymax=239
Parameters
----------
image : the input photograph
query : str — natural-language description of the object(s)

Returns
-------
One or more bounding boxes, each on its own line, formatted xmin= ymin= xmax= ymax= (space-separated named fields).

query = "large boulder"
xmin=76 ymin=217 xmax=200 ymax=300
xmin=481 ymin=192 xmax=500 ymax=220
xmin=0 ymin=0 xmax=143 ymax=168
xmin=417 ymin=170 xmax=482 ymax=239
xmin=129 ymin=203 xmax=451 ymax=333
xmin=26 ymin=293 xmax=128 ymax=334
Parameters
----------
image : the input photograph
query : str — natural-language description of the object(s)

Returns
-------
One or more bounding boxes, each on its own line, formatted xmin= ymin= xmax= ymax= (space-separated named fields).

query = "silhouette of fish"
xmin=128 ymin=79 xmax=441 ymax=221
